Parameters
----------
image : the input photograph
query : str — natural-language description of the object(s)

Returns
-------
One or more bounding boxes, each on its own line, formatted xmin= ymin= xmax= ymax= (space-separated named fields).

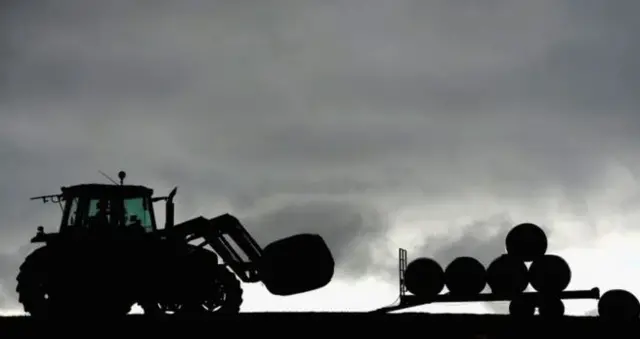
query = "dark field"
xmin=0 ymin=313 xmax=638 ymax=338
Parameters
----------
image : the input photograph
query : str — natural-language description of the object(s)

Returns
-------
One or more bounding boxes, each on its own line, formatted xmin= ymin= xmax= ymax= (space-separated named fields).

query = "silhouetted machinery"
xmin=16 ymin=171 xmax=335 ymax=318
xmin=374 ymin=223 xmax=640 ymax=320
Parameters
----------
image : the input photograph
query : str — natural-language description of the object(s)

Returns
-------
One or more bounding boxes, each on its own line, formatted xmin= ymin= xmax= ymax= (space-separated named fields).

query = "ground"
xmin=0 ymin=313 xmax=637 ymax=338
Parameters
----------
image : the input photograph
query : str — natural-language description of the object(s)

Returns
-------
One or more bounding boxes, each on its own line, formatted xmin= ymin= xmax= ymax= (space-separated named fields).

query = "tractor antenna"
xmin=99 ymin=170 xmax=119 ymax=185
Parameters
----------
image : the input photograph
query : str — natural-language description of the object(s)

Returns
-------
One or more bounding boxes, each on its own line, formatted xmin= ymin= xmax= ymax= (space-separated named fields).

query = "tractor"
xmin=16 ymin=171 xmax=335 ymax=318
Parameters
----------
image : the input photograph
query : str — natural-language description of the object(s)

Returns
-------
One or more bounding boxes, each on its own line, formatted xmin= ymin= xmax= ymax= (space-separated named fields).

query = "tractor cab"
xmin=29 ymin=171 xmax=170 ymax=243
xmin=58 ymin=183 xmax=157 ymax=233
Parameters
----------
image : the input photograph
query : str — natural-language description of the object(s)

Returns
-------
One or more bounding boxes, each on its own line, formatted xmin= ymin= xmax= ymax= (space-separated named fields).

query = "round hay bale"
xmin=528 ymin=254 xmax=571 ymax=294
xmin=598 ymin=289 xmax=640 ymax=320
xmin=405 ymin=257 xmax=445 ymax=298
xmin=444 ymin=256 xmax=486 ymax=296
xmin=505 ymin=223 xmax=548 ymax=262
xmin=486 ymin=254 xmax=528 ymax=297
xmin=538 ymin=297 xmax=565 ymax=317
xmin=259 ymin=233 xmax=335 ymax=296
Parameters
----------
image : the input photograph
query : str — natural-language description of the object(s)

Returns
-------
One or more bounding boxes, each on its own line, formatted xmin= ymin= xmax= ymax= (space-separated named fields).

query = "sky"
xmin=1 ymin=0 xmax=640 ymax=316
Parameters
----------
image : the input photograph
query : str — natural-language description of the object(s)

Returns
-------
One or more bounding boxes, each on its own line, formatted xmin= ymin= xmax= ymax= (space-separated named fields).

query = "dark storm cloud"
xmin=1 ymin=0 xmax=639 ymax=312
xmin=425 ymin=215 xmax=514 ymax=267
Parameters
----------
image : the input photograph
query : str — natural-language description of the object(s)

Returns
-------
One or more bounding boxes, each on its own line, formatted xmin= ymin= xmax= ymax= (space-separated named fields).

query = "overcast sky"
xmin=1 ymin=0 xmax=640 ymax=316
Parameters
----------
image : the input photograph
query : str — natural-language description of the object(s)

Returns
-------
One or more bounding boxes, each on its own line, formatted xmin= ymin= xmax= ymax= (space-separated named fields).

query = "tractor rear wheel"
xmin=16 ymin=247 xmax=51 ymax=318
xmin=16 ymin=245 xmax=134 ymax=319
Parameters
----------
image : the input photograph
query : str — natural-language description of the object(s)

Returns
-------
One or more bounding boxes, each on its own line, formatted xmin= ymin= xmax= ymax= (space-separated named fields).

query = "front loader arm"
xmin=164 ymin=214 xmax=264 ymax=283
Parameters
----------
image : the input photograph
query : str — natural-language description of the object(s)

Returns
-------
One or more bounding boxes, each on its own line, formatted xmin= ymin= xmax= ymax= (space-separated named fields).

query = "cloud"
xmin=425 ymin=215 xmax=515 ymax=266
xmin=241 ymin=198 xmax=389 ymax=279
xmin=1 ymin=0 xmax=639 ymax=313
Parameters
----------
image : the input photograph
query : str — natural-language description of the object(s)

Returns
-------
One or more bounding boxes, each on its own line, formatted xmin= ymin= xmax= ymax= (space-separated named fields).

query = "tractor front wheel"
xmin=156 ymin=265 xmax=243 ymax=315
xmin=198 ymin=265 xmax=243 ymax=314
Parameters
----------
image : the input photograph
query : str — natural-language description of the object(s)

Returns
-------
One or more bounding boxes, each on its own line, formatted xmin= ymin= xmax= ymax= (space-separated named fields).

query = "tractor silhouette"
xmin=16 ymin=171 xmax=335 ymax=318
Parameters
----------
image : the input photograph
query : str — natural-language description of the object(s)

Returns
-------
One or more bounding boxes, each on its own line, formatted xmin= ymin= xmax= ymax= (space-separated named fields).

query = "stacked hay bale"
xmin=402 ymin=222 xmax=640 ymax=320
xmin=503 ymin=223 xmax=568 ymax=317
xmin=404 ymin=257 xmax=445 ymax=298
xmin=503 ymin=223 xmax=640 ymax=319
xmin=404 ymin=256 xmax=489 ymax=299
xmin=403 ymin=223 xmax=548 ymax=302
xmin=444 ymin=256 xmax=487 ymax=297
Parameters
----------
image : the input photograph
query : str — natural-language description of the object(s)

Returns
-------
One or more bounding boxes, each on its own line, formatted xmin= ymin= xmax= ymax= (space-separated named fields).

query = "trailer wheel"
xmin=538 ymin=297 xmax=565 ymax=317
xmin=509 ymin=296 xmax=535 ymax=317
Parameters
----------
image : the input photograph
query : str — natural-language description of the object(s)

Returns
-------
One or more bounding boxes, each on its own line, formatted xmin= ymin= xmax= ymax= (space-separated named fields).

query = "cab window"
xmin=123 ymin=197 xmax=153 ymax=232
xmin=87 ymin=198 xmax=110 ymax=225
xmin=64 ymin=197 xmax=79 ymax=227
